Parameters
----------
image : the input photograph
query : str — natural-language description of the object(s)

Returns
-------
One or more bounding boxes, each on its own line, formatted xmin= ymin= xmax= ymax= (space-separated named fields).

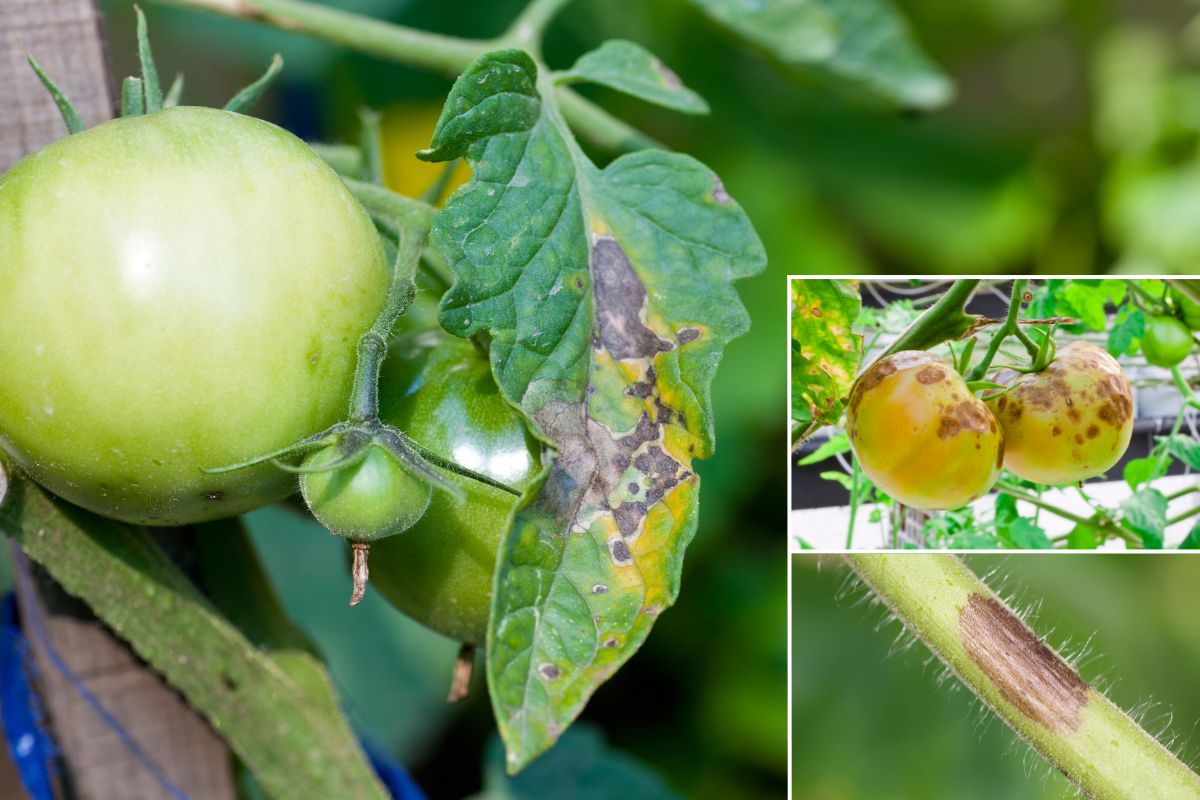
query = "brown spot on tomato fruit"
xmin=917 ymin=366 xmax=946 ymax=384
xmin=960 ymin=594 xmax=1087 ymax=734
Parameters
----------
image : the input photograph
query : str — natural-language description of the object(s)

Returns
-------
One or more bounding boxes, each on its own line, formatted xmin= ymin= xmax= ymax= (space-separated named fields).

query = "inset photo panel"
xmin=791 ymin=552 xmax=1200 ymax=799
xmin=789 ymin=278 xmax=1200 ymax=551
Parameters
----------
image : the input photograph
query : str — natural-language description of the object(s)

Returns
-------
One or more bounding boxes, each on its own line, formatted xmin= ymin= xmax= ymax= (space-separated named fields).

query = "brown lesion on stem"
xmin=959 ymin=593 xmax=1088 ymax=735
xmin=447 ymin=643 xmax=476 ymax=704
xmin=349 ymin=542 xmax=370 ymax=606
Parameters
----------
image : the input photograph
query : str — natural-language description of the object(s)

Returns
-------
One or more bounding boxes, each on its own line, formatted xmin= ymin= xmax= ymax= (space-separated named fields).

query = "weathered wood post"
xmin=1 ymin=3 xmax=238 ymax=797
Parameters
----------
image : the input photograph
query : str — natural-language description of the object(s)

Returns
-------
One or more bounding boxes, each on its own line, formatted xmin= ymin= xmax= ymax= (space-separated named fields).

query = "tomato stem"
xmin=447 ymin=643 xmax=476 ymax=704
xmin=992 ymin=479 xmax=1143 ymax=548
xmin=879 ymin=279 xmax=981 ymax=358
xmin=966 ymin=279 xmax=1033 ymax=381
xmin=151 ymin=0 xmax=657 ymax=154
xmin=846 ymin=554 xmax=1200 ymax=799
xmin=349 ymin=542 xmax=370 ymax=606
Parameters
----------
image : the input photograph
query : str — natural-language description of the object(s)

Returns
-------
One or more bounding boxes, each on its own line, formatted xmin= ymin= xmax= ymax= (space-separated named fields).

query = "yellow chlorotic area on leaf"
xmin=987 ymin=341 xmax=1133 ymax=485
xmin=847 ymin=351 xmax=1003 ymax=510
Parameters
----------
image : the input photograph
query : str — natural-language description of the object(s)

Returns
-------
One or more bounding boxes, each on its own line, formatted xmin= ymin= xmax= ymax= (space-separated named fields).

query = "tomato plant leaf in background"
xmin=690 ymin=0 xmax=953 ymax=109
xmin=1107 ymin=305 xmax=1145 ymax=356
xmin=477 ymin=724 xmax=680 ymax=799
xmin=420 ymin=49 xmax=766 ymax=771
xmin=1123 ymin=455 xmax=1167 ymax=489
xmin=791 ymin=279 xmax=862 ymax=445
xmin=1061 ymin=280 xmax=1127 ymax=331
xmin=1181 ymin=522 xmax=1200 ymax=550
xmin=558 ymin=40 xmax=710 ymax=115
xmin=1120 ymin=489 xmax=1167 ymax=549
xmin=1159 ymin=434 xmax=1200 ymax=470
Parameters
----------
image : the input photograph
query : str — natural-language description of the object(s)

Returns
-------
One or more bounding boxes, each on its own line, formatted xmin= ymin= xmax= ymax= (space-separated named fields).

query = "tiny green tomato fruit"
xmin=299 ymin=444 xmax=431 ymax=542
xmin=369 ymin=331 xmax=541 ymax=645
xmin=0 ymin=107 xmax=389 ymax=525
xmin=847 ymin=351 xmax=1003 ymax=511
xmin=1141 ymin=316 xmax=1192 ymax=368
xmin=987 ymin=341 xmax=1134 ymax=485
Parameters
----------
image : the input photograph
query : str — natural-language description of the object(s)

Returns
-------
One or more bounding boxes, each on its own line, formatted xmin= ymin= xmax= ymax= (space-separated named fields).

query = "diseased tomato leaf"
xmin=421 ymin=49 xmax=765 ymax=771
xmin=559 ymin=40 xmax=709 ymax=115
xmin=791 ymin=279 xmax=862 ymax=444
xmin=690 ymin=0 xmax=952 ymax=109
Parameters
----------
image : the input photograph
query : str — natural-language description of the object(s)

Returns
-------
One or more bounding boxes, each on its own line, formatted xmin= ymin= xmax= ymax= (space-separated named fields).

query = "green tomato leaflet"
xmin=0 ymin=107 xmax=390 ymax=525
xmin=369 ymin=329 xmax=542 ymax=645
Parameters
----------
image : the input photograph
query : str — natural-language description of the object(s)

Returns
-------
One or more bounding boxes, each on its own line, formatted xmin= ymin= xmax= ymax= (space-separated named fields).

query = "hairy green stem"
xmin=846 ymin=554 xmax=1200 ymax=800
xmin=151 ymin=0 xmax=655 ymax=153
xmin=845 ymin=457 xmax=860 ymax=549
xmin=348 ymin=233 xmax=423 ymax=422
xmin=880 ymin=280 xmax=980 ymax=360
xmin=502 ymin=0 xmax=575 ymax=54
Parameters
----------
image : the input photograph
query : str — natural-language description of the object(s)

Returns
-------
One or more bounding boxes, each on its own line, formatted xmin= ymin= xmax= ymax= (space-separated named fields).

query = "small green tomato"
xmin=299 ymin=444 xmax=431 ymax=542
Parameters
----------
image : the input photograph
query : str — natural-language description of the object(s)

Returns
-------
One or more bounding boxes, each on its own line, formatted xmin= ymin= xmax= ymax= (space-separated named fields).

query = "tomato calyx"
xmin=31 ymin=8 xmax=284 ymax=136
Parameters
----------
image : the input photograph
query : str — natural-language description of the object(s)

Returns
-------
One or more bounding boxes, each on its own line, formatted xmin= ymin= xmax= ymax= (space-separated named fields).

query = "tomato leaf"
xmin=558 ymin=40 xmax=709 ymax=115
xmin=1123 ymin=455 xmax=1167 ymax=490
xmin=1066 ymin=523 xmax=1100 ymax=550
xmin=1119 ymin=489 xmax=1167 ymax=549
xmin=1181 ymin=521 xmax=1200 ymax=550
xmin=795 ymin=432 xmax=850 ymax=466
xmin=1107 ymin=305 xmax=1145 ymax=357
xmin=689 ymin=0 xmax=953 ymax=109
xmin=1004 ymin=517 xmax=1053 ymax=550
xmin=791 ymin=279 xmax=862 ymax=444
xmin=422 ymin=49 xmax=766 ymax=771
xmin=1157 ymin=434 xmax=1200 ymax=470
xmin=479 ymin=724 xmax=680 ymax=798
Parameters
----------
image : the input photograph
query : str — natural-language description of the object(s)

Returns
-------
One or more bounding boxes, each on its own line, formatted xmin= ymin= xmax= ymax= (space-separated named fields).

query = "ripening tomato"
xmin=847 ymin=351 xmax=1003 ymax=511
xmin=1141 ymin=316 xmax=1192 ymax=367
xmin=299 ymin=443 xmax=431 ymax=541
xmin=0 ymin=107 xmax=390 ymax=524
xmin=368 ymin=330 xmax=541 ymax=644
xmin=987 ymin=341 xmax=1133 ymax=485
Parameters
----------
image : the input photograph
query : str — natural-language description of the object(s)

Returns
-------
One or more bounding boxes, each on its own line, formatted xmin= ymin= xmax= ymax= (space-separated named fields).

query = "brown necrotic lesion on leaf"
xmin=959 ymin=594 xmax=1088 ymax=735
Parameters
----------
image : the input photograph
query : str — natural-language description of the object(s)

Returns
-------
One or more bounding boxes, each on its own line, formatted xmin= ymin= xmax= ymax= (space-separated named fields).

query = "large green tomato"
xmin=0 ymin=107 xmax=389 ymax=524
xmin=369 ymin=330 xmax=542 ymax=645
xmin=1141 ymin=316 xmax=1192 ymax=367
xmin=847 ymin=351 xmax=1003 ymax=511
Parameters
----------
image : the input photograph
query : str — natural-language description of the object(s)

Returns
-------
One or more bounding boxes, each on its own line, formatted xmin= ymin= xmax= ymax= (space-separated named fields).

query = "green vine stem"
xmin=965 ymin=279 xmax=1033 ymax=381
xmin=0 ymin=460 xmax=388 ymax=800
xmin=992 ymin=479 xmax=1143 ymax=549
xmin=847 ymin=554 xmax=1200 ymax=799
xmin=152 ymin=0 xmax=657 ymax=154
xmin=880 ymin=279 xmax=981 ymax=359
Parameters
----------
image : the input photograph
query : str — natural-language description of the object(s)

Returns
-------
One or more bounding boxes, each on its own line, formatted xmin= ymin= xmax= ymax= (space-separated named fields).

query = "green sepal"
xmin=225 ymin=54 xmax=284 ymax=114
xmin=134 ymin=5 xmax=162 ymax=112
xmin=26 ymin=57 xmax=84 ymax=134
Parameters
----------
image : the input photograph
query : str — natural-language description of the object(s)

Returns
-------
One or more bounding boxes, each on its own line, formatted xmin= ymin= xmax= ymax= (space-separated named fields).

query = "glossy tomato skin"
xmin=300 ymin=444 xmax=431 ymax=541
xmin=369 ymin=330 xmax=541 ymax=645
xmin=987 ymin=341 xmax=1133 ymax=485
xmin=847 ymin=351 xmax=1003 ymax=511
xmin=1141 ymin=316 xmax=1192 ymax=367
xmin=0 ymin=107 xmax=389 ymax=525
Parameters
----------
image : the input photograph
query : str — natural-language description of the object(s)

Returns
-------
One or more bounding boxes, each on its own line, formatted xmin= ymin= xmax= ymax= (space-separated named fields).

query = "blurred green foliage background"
xmin=793 ymin=554 xmax=1200 ymax=799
